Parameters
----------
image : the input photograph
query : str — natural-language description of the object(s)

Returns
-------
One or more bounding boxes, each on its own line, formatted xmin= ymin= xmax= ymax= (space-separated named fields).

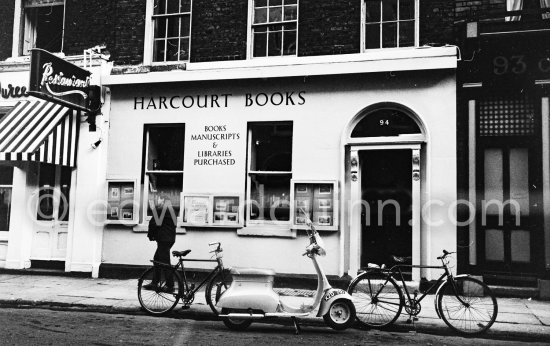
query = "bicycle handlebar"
xmin=437 ymin=249 xmax=455 ymax=260
xmin=208 ymin=242 xmax=222 ymax=253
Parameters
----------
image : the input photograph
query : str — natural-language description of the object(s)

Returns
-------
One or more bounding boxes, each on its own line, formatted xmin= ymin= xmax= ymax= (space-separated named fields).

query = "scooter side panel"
xmin=217 ymin=281 xmax=280 ymax=313
xmin=316 ymin=288 xmax=352 ymax=317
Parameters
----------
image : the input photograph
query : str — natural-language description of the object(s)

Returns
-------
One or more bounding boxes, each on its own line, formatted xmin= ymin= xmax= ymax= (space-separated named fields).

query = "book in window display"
xmin=183 ymin=196 xmax=210 ymax=225
xmin=213 ymin=196 xmax=239 ymax=225
xmin=106 ymin=180 xmax=137 ymax=223
xmin=291 ymin=181 xmax=338 ymax=230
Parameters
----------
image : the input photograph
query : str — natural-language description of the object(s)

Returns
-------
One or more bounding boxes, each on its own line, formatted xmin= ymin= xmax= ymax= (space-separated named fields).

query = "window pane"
xmin=484 ymin=148 xmax=504 ymax=215
xmin=250 ymin=123 xmax=293 ymax=171
xmin=153 ymin=40 xmax=166 ymax=62
xmin=0 ymin=166 xmax=13 ymax=185
xmin=365 ymin=0 xmax=381 ymax=22
xmin=166 ymin=0 xmax=179 ymax=14
xmin=509 ymin=148 xmax=529 ymax=216
xmin=147 ymin=127 xmax=185 ymax=171
xmin=179 ymin=38 xmax=189 ymax=60
xmin=365 ymin=24 xmax=380 ymax=49
xmin=284 ymin=5 xmax=297 ymax=20
xmin=166 ymin=38 xmax=179 ymax=61
xmin=382 ymin=22 xmax=397 ymax=48
xmin=283 ymin=29 xmax=296 ymax=55
xmin=0 ymin=187 xmax=11 ymax=232
xmin=154 ymin=0 xmax=166 ymax=15
xmin=180 ymin=0 xmax=191 ymax=12
xmin=254 ymin=8 xmax=268 ymax=23
xmin=268 ymin=31 xmax=282 ymax=56
xmin=167 ymin=17 xmax=179 ymax=38
xmin=382 ymin=0 xmax=398 ymax=21
xmin=154 ymin=18 xmax=167 ymax=39
xmin=37 ymin=164 xmax=55 ymax=221
xmin=270 ymin=0 xmax=282 ymax=5
xmin=147 ymin=173 xmax=183 ymax=217
xmin=58 ymin=167 xmax=71 ymax=222
xmin=256 ymin=0 xmax=267 ymax=7
xmin=33 ymin=5 xmax=64 ymax=52
xmin=181 ymin=15 xmax=190 ymax=36
xmin=269 ymin=6 xmax=283 ymax=22
xmin=285 ymin=0 xmax=297 ymax=4
xmin=351 ymin=109 xmax=421 ymax=137
xmin=399 ymin=21 xmax=414 ymax=47
xmin=254 ymin=32 xmax=267 ymax=57
xmin=249 ymin=174 xmax=291 ymax=221
xmin=399 ymin=0 xmax=415 ymax=20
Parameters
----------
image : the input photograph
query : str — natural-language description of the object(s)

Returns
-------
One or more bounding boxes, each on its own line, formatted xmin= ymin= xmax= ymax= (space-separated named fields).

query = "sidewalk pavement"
xmin=0 ymin=273 xmax=549 ymax=342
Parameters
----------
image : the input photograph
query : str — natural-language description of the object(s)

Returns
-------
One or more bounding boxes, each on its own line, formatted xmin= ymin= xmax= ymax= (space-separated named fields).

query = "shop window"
xmin=246 ymin=122 xmax=293 ymax=224
xmin=362 ymin=0 xmax=417 ymax=50
xmin=21 ymin=0 xmax=65 ymax=56
xmin=0 ymin=166 xmax=13 ymax=232
xmin=151 ymin=0 xmax=192 ymax=62
xmin=252 ymin=0 xmax=298 ymax=57
xmin=143 ymin=125 xmax=185 ymax=221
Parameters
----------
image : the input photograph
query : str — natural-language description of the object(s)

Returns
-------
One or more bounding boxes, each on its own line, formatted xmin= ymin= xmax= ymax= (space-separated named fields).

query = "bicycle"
xmin=347 ymin=250 xmax=498 ymax=335
xmin=137 ymin=242 xmax=230 ymax=316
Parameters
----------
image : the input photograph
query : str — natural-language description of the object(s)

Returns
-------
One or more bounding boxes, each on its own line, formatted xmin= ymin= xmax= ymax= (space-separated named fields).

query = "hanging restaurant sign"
xmin=28 ymin=48 xmax=94 ymax=112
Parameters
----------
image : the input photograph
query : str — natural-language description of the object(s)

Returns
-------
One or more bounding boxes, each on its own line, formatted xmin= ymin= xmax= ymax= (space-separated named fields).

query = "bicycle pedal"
xmin=406 ymin=319 xmax=412 ymax=324
xmin=413 ymin=317 xmax=418 ymax=321
xmin=181 ymin=305 xmax=190 ymax=310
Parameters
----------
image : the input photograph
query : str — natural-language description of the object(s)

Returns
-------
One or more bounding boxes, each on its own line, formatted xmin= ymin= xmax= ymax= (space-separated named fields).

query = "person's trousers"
xmin=153 ymin=241 xmax=175 ymax=287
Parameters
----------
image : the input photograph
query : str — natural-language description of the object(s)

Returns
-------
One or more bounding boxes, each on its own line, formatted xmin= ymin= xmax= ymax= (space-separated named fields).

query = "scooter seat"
xmin=230 ymin=267 xmax=276 ymax=276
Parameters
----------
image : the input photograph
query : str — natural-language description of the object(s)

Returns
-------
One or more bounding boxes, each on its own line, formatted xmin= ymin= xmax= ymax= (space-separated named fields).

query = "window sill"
xmin=237 ymin=225 xmax=296 ymax=238
xmin=132 ymin=224 xmax=187 ymax=234
xmin=0 ymin=232 xmax=8 ymax=241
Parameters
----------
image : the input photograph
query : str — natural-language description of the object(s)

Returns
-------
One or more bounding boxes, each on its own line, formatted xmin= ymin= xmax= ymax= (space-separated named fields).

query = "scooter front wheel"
xmin=323 ymin=299 xmax=356 ymax=330
xmin=221 ymin=309 xmax=253 ymax=331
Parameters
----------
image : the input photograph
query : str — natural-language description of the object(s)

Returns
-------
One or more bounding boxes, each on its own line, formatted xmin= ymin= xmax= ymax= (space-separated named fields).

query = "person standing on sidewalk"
xmin=144 ymin=195 xmax=177 ymax=292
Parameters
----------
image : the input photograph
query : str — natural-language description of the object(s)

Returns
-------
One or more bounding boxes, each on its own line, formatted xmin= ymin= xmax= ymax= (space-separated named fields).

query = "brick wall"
xmin=455 ymin=0 xmax=506 ymax=22
xmin=191 ymin=0 xmax=248 ymax=62
xmin=420 ymin=0 xmax=456 ymax=45
xmin=299 ymin=0 xmax=361 ymax=56
xmin=64 ymin=0 xmax=146 ymax=65
xmin=0 ymin=0 xmax=15 ymax=60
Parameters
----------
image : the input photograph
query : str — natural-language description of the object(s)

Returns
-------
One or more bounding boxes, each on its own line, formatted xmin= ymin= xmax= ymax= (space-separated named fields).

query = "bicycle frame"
xmin=174 ymin=256 xmax=226 ymax=300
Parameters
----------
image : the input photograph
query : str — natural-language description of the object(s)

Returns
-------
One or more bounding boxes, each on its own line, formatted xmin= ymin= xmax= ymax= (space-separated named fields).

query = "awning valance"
xmin=0 ymin=98 xmax=79 ymax=167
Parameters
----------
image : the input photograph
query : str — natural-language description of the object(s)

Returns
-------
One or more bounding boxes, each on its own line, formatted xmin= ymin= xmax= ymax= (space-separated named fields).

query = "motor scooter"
xmin=216 ymin=212 xmax=356 ymax=333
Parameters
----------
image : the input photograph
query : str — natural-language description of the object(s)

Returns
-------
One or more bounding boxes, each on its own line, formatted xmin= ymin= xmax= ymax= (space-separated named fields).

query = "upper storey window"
xmin=152 ymin=0 xmax=192 ymax=62
xmin=362 ymin=0 xmax=418 ymax=50
xmin=21 ymin=0 xmax=64 ymax=56
xmin=252 ymin=0 xmax=298 ymax=57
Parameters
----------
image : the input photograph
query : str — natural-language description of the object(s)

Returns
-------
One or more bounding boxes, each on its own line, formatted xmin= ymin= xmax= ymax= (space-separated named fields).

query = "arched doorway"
xmin=347 ymin=103 xmax=426 ymax=280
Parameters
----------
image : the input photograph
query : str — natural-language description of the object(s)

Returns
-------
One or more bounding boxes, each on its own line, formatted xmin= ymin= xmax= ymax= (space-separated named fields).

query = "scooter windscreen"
xmin=313 ymin=232 xmax=327 ymax=256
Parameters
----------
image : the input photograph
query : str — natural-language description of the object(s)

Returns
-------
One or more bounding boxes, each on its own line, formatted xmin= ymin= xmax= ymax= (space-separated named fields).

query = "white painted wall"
xmin=102 ymin=70 xmax=456 ymax=277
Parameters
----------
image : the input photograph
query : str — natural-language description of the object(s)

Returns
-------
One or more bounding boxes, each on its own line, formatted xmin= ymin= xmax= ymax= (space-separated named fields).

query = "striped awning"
xmin=0 ymin=98 xmax=79 ymax=167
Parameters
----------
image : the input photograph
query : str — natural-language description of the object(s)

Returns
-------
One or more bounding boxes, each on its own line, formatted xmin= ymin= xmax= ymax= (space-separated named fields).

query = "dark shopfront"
xmin=459 ymin=29 xmax=550 ymax=288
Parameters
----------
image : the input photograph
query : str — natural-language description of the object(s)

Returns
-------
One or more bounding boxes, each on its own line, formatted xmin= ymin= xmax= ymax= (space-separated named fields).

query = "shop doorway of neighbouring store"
xmin=358 ymin=149 xmax=415 ymax=271
xmin=31 ymin=163 xmax=72 ymax=267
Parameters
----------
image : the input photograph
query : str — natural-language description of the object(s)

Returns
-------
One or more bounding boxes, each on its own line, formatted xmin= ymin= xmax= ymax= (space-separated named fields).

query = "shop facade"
xmin=0 ymin=58 xmax=109 ymax=276
xmin=102 ymin=48 xmax=457 ymax=280
xmin=458 ymin=18 xmax=550 ymax=287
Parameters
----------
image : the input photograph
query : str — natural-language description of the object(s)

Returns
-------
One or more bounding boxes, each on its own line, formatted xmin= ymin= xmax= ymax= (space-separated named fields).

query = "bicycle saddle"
xmin=172 ymin=249 xmax=191 ymax=257
xmin=391 ymin=255 xmax=412 ymax=263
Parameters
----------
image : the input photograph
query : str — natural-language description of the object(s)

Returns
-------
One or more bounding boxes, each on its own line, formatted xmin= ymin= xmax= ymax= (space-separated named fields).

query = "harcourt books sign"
xmin=28 ymin=48 xmax=94 ymax=112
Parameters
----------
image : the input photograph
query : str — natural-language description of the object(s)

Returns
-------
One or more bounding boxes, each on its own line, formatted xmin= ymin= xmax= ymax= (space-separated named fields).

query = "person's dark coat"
xmin=147 ymin=209 xmax=176 ymax=243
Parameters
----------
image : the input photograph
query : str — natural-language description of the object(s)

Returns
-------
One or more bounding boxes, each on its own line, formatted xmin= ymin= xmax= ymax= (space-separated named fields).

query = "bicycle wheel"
xmin=437 ymin=276 xmax=498 ymax=335
xmin=205 ymin=270 xmax=232 ymax=316
xmin=137 ymin=267 xmax=181 ymax=315
xmin=348 ymin=271 xmax=404 ymax=328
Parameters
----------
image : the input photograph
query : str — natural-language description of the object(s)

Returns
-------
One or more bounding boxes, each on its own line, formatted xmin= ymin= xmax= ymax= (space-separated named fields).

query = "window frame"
xmin=13 ymin=0 xmax=66 ymax=57
xmin=141 ymin=124 xmax=185 ymax=223
xmin=245 ymin=122 xmax=293 ymax=227
xmin=360 ymin=0 xmax=419 ymax=52
xmin=248 ymin=0 xmax=299 ymax=59
xmin=144 ymin=0 xmax=193 ymax=65
xmin=0 ymin=165 xmax=14 ymax=234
